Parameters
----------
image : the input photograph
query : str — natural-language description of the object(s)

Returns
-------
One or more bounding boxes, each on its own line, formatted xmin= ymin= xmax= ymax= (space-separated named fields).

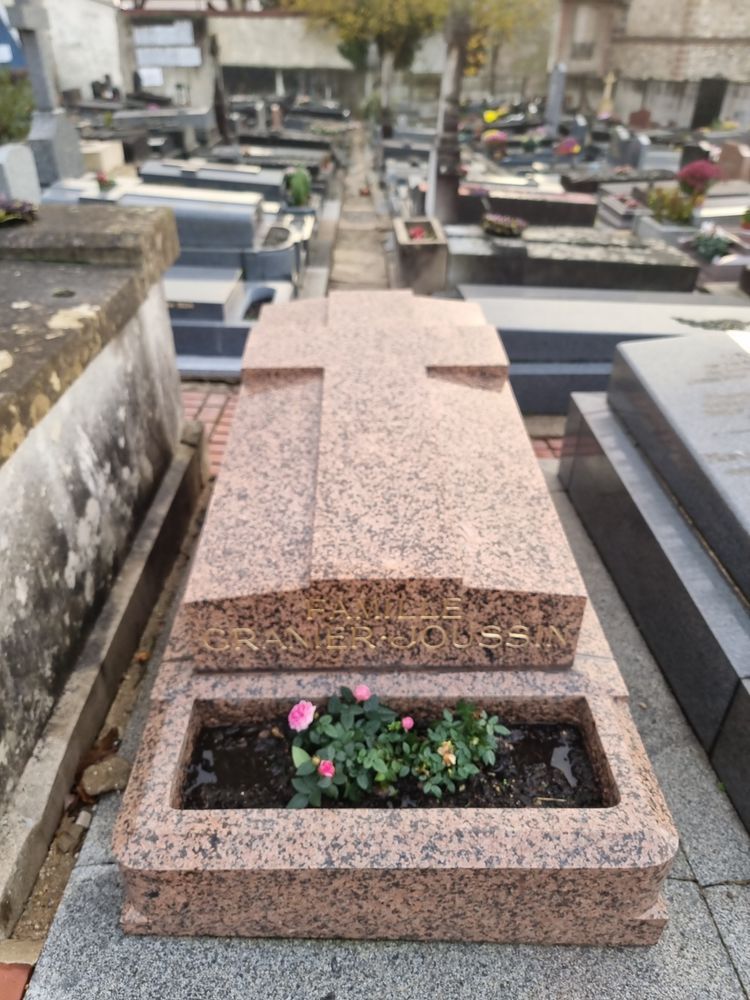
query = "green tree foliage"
xmin=283 ymin=0 xmax=439 ymax=69
xmin=0 ymin=72 xmax=34 ymax=145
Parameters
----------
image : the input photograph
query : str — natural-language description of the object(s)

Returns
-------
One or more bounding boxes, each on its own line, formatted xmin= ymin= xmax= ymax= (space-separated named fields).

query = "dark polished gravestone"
xmin=446 ymin=225 xmax=699 ymax=294
xmin=457 ymin=185 xmax=598 ymax=227
xmin=458 ymin=285 xmax=750 ymax=414
xmin=608 ymin=332 xmax=750 ymax=602
xmin=523 ymin=241 xmax=697 ymax=292
xmin=561 ymin=332 xmax=750 ymax=831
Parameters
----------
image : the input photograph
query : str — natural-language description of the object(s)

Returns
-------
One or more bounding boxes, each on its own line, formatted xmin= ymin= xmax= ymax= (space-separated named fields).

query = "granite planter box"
xmin=115 ymin=289 xmax=677 ymax=946
xmin=116 ymin=662 xmax=674 ymax=944
xmin=393 ymin=217 xmax=448 ymax=295
xmin=634 ymin=212 xmax=698 ymax=247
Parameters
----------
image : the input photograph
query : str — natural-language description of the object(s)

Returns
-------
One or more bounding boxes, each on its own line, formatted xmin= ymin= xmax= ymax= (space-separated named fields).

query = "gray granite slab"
xmin=548 ymin=479 xmax=750 ymax=882
xmin=561 ymin=394 xmax=750 ymax=751
xmin=704 ymin=884 xmax=750 ymax=995
xmin=609 ymin=332 xmax=750 ymax=602
xmin=23 ymin=867 xmax=748 ymax=1000
xmin=510 ymin=361 xmax=611 ymax=414
xmin=164 ymin=266 xmax=246 ymax=323
xmin=463 ymin=290 xmax=750 ymax=363
xmin=711 ymin=679 xmax=750 ymax=831
xmin=140 ymin=160 xmax=285 ymax=199
xmin=459 ymin=286 xmax=741 ymax=305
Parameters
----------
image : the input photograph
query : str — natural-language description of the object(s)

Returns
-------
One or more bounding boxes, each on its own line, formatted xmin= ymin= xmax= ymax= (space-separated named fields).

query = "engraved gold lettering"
xmin=350 ymin=625 xmax=376 ymax=650
xmin=477 ymin=625 xmax=504 ymax=649
xmin=306 ymin=600 xmax=326 ymax=620
xmin=329 ymin=599 xmax=350 ymax=621
xmin=442 ymin=598 xmax=464 ymax=620
xmin=450 ymin=621 xmax=471 ymax=649
xmin=421 ymin=624 xmax=447 ymax=649
xmin=325 ymin=626 xmax=347 ymax=651
xmin=388 ymin=627 xmax=418 ymax=650
xmin=232 ymin=627 xmax=259 ymax=651
xmin=538 ymin=625 xmax=567 ymax=649
xmin=505 ymin=625 xmax=530 ymax=649
xmin=202 ymin=627 xmax=229 ymax=652
xmin=284 ymin=627 xmax=309 ymax=650
xmin=263 ymin=629 xmax=287 ymax=651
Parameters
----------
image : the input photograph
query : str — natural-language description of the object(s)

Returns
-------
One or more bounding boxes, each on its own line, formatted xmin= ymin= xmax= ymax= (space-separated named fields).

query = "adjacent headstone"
xmin=8 ymin=0 xmax=84 ymax=185
xmin=0 ymin=143 xmax=41 ymax=203
xmin=545 ymin=63 xmax=567 ymax=129
xmin=718 ymin=141 xmax=750 ymax=182
xmin=460 ymin=283 xmax=750 ymax=413
xmin=562 ymin=332 xmax=750 ymax=830
xmin=608 ymin=332 xmax=750 ymax=601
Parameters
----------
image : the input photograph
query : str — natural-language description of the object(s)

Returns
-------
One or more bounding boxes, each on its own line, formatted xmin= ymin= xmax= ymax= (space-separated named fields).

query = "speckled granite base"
xmin=114 ymin=291 xmax=677 ymax=945
xmin=114 ymin=638 xmax=676 ymax=944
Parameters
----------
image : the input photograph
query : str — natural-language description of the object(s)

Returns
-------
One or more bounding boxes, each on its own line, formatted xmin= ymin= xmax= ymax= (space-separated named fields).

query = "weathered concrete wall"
xmin=209 ymin=14 xmax=351 ymax=71
xmin=41 ymin=0 xmax=124 ymax=96
xmin=0 ymin=282 xmax=181 ymax=809
xmin=614 ymin=0 xmax=750 ymax=83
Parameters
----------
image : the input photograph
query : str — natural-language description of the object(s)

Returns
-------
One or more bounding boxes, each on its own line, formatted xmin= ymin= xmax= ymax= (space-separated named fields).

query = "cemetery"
xmin=0 ymin=0 xmax=749 ymax=998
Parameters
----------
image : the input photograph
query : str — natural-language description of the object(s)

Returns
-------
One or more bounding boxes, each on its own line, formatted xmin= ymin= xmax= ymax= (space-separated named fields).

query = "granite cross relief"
xmin=173 ymin=294 xmax=587 ymax=671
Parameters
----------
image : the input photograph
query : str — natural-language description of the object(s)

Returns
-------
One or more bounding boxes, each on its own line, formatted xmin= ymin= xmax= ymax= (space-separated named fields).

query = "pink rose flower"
xmin=288 ymin=700 xmax=315 ymax=732
xmin=353 ymin=684 xmax=371 ymax=703
xmin=401 ymin=716 xmax=414 ymax=732
xmin=318 ymin=760 xmax=335 ymax=778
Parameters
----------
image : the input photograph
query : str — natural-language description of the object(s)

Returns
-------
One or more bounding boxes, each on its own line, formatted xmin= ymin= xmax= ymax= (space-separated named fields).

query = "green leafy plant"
xmin=647 ymin=187 xmax=694 ymax=225
xmin=410 ymin=701 xmax=505 ymax=799
xmin=286 ymin=686 xmax=509 ymax=808
xmin=285 ymin=165 xmax=312 ymax=207
xmin=0 ymin=71 xmax=34 ymax=144
xmin=692 ymin=230 xmax=733 ymax=261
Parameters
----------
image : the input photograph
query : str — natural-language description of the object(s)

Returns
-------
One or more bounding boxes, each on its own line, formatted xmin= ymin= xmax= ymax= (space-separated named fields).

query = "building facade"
xmin=551 ymin=0 xmax=750 ymax=127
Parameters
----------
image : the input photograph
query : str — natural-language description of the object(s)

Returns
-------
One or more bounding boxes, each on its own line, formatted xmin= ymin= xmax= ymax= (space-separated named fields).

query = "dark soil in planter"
xmin=182 ymin=716 xmax=605 ymax=810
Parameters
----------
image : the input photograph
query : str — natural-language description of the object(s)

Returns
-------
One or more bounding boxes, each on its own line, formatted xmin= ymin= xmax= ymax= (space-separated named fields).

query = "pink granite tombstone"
xmin=114 ymin=290 xmax=677 ymax=945
xmin=170 ymin=293 xmax=585 ymax=671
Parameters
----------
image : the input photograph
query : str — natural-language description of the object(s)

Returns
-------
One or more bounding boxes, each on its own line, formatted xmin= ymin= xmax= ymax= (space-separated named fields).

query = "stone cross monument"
xmin=545 ymin=62 xmax=567 ymax=129
xmin=9 ymin=0 xmax=84 ymax=185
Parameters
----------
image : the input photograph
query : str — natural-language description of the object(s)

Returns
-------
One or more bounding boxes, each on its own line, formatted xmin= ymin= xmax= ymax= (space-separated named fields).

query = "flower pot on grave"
xmin=393 ymin=216 xmax=448 ymax=294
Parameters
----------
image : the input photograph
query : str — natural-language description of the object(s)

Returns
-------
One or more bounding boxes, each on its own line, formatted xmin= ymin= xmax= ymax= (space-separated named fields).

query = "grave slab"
xmin=114 ymin=290 xmax=676 ymax=945
xmin=458 ymin=186 xmax=597 ymax=226
xmin=608 ymin=333 xmax=750 ymax=602
xmin=459 ymin=285 xmax=750 ymax=362
xmin=560 ymin=393 xmax=750 ymax=756
xmin=172 ymin=293 xmax=589 ymax=672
